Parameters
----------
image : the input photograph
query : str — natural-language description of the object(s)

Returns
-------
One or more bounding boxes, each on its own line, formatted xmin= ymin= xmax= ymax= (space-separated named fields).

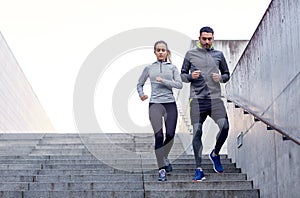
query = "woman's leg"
xmin=149 ymin=103 xmax=165 ymax=169
xmin=163 ymin=102 xmax=178 ymax=157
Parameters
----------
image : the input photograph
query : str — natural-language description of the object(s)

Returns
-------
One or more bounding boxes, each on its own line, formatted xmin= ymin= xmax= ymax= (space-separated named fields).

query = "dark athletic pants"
xmin=149 ymin=102 xmax=178 ymax=169
xmin=190 ymin=98 xmax=229 ymax=168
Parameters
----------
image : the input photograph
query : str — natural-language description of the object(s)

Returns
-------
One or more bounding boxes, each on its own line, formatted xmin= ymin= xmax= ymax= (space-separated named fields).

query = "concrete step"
xmin=0 ymin=140 xmax=40 ymax=146
xmin=0 ymin=168 xmax=241 ymax=176
xmin=0 ymin=164 xmax=42 ymax=170
xmin=37 ymin=137 xmax=182 ymax=144
xmin=3 ymin=174 xmax=143 ymax=182
xmin=38 ymin=138 xmax=183 ymax=145
xmin=0 ymin=170 xmax=38 ymax=175
xmin=143 ymin=167 xmax=242 ymax=174
xmin=144 ymin=173 xmax=247 ymax=181
xmin=0 ymin=133 xmax=44 ymax=139
xmin=0 ymin=190 xmax=144 ymax=198
xmin=142 ymin=162 xmax=236 ymax=168
xmin=0 ymin=189 xmax=260 ymax=198
xmin=0 ymin=133 xmax=259 ymax=197
xmin=35 ymin=163 xmax=236 ymax=171
xmin=33 ymin=142 xmax=184 ymax=149
xmin=144 ymin=180 xmax=254 ymax=190
xmin=38 ymin=167 xmax=241 ymax=175
xmin=0 ymin=154 xmax=228 ymax=161
xmin=0 ymin=173 xmax=247 ymax=182
xmin=0 ymin=181 xmax=144 ymax=191
xmin=28 ymin=150 xmax=186 ymax=157
xmin=0 ymin=180 xmax=253 ymax=191
xmin=0 ymin=179 xmax=254 ymax=190
xmin=0 ymin=158 xmax=233 ymax=166
xmin=42 ymin=133 xmax=167 ymax=139
xmin=0 ymin=156 xmax=51 ymax=160
xmin=0 ymin=164 xmax=241 ymax=174
xmin=145 ymin=189 xmax=259 ymax=198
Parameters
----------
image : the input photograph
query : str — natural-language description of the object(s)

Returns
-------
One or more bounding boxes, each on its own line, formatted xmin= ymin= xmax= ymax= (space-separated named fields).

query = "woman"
xmin=137 ymin=40 xmax=183 ymax=181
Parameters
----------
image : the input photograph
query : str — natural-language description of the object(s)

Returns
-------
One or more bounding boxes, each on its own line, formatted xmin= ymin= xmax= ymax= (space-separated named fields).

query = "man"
xmin=180 ymin=26 xmax=230 ymax=181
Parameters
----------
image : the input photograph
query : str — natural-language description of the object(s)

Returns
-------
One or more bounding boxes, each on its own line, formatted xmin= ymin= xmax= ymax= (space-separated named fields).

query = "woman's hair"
xmin=166 ymin=49 xmax=172 ymax=63
xmin=154 ymin=40 xmax=172 ymax=63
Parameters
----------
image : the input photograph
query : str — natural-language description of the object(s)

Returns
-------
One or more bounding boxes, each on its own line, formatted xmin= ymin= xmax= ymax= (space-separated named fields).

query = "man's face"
xmin=199 ymin=32 xmax=214 ymax=49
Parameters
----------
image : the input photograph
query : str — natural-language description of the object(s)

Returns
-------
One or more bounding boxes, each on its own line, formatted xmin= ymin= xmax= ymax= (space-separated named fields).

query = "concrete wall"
xmin=0 ymin=32 xmax=55 ymax=132
xmin=177 ymin=40 xmax=248 ymax=155
xmin=225 ymin=0 xmax=300 ymax=197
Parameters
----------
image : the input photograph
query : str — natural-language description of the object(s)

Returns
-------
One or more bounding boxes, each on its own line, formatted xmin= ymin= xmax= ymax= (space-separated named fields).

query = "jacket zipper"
xmin=160 ymin=62 xmax=162 ymax=73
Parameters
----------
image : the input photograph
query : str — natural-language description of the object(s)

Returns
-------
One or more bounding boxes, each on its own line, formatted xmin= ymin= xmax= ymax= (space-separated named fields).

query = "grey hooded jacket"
xmin=180 ymin=47 xmax=230 ymax=99
xmin=137 ymin=61 xmax=183 ymax=103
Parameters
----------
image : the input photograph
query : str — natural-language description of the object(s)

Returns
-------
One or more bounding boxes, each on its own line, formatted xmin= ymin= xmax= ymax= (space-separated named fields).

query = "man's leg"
xmin=209 ymin=99 xmax=230 ymax=173
xmin=214 ymin=117 xmax=229 ymax=155
xmin=211 ymin=99 xmax=229 ymax=155
xmin=190 ymin=99 xmax=208 ymax=181
xmin=192 ymin=122 xmax=204 ymax=168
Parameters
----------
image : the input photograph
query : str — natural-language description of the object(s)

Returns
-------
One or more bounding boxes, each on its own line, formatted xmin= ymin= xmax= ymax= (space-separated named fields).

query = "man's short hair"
xmin=200 ymin=26 xmax=214 ymax=35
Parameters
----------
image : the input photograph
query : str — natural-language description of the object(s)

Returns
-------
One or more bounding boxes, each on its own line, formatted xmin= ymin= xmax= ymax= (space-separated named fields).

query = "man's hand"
xmin=192 ymin=70 xmax=201 ymax=79
xmin=212 ymin=73 xmax=222 ymax=82
xmin=140 ymin=95 xmax=148 ymax=101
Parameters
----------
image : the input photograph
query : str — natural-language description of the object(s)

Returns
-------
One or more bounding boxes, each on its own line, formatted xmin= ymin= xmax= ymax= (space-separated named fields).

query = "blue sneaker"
xmin=158 ymin=169 xmax=167 ymax=181
xmin=164 ymin=158 xmax=173 ymax=173
xmin=192 ymin=168 xmax=206 ymax=181
xmin=209 ymin=149 xmax=224 ymax=173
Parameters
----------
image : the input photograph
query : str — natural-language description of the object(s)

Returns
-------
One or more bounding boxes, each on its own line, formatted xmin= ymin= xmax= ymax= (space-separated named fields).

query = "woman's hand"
xmin=140 ymin=95 xmax=148 ymax=101
xmin=156 ymin=76 xmax=163 ymax=82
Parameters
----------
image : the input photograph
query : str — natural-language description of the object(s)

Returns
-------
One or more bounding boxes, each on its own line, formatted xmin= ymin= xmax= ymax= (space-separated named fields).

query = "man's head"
xmin=199 ymin=26 xmax=214 ymax=49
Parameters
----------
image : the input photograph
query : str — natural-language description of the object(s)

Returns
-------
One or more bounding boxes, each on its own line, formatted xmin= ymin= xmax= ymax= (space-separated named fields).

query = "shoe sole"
xmin=158 ymin=178 xmax=167 ymax=181
xmin=209 ymin=154 xmax=223 ymax=174
xmin=193 ymin=177 xmax=206 ymax=182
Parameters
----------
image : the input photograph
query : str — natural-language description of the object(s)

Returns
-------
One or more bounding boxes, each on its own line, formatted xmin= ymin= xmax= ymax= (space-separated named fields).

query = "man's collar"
xmin=196 ymin=41 xmax=214 ymax=50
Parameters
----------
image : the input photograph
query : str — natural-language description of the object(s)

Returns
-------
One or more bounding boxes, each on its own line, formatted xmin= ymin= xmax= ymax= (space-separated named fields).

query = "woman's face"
xmin=154 ymin=43 xmax=168 ymax=61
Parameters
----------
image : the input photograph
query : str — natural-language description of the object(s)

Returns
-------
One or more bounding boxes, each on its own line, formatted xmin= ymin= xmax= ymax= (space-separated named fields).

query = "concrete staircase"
xmin=0 ymin=133 xmax=260 ymax=197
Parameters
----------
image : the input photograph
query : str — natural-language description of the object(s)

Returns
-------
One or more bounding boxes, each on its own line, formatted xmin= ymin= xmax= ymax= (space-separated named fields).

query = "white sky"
xmin=0 ymin=0 xmax=271 ymax=132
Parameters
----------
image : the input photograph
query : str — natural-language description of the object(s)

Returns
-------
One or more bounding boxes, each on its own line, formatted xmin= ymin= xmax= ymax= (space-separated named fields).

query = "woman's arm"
xmin=137 ymin=67 xmax=149 ymax=99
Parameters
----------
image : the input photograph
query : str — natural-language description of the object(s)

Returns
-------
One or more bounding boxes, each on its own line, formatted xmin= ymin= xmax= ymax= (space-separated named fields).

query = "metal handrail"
xmin=227 ymin=97 xmax=300 ymax=146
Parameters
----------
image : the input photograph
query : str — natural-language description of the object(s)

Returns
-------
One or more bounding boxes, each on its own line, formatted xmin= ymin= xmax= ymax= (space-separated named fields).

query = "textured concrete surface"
xmin=0 ymin=33 xmax=54 ymax=132
xmin=225 ymin=1 xmax=300 ymax=197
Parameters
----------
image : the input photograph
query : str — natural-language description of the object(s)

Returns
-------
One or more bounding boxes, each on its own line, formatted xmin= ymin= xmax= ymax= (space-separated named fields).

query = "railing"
xmin=226 ymin=97 xmax=300 ymax=146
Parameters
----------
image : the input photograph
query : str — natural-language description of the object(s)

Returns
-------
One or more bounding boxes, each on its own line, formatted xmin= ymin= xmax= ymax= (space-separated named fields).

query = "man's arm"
xmin=180 ymin=53 xmax=193 ymax=83
xmin=219 ymin=52 xmax=230 ymax=83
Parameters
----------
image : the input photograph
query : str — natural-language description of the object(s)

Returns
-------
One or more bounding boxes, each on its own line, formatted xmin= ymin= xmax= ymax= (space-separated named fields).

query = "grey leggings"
xmin=149 ymin=102 xmax=178 ymax=169
xmin=190 ymin=98 xmax=229 ymax=168
xmin=192 ymin=118 xmax=229 ymax=168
